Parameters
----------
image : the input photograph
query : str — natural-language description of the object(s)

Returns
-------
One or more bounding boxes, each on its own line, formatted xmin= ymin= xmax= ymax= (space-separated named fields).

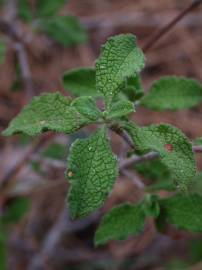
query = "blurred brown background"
xmin=0 ymin=0 xmax=202 ymax=269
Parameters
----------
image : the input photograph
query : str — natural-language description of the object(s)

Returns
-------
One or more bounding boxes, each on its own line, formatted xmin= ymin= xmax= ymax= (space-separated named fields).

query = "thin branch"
xmin=192 ymin=145 xmax=202 ymax=153
xmin=0 ymin=133 xmax=55 ymax=191
xmin=28 ymin=207 xmax=100 ymax=270
xmin=143 ymin=0 xmax=202 ymax=52
xmin=119 ymin=145 xmax=202 ymax=169
xmin=0 ymin=0 xmax=34 ymax=99
xmin=110 ymin=126 xmax=134 ymax=149
xmin=121 ymin=169 xmax=145 ymax=189
xmin=81 ymin=11 xmax=202 ymax=30
xmin=119 ymin=152 xmax=159 ymax=170
xmin=13 ymin=42 xmax=34 ymax=98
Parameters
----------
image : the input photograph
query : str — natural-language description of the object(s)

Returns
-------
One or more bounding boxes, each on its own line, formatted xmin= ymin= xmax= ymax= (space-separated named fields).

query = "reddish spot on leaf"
xmin=165 ymin=144 xmax=173 ymax=152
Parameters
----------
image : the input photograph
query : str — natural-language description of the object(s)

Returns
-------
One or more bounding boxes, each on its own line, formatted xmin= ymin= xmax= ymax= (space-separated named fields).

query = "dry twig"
xmin=143 ymin=0 xmax=202 ymax=52
xmin=0 ymin=0 xmax=34 ymax=98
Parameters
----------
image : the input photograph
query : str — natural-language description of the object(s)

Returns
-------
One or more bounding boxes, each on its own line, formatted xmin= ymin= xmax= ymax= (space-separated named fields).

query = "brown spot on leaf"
xmin=165 ymin=144 xmax=173 ymax=152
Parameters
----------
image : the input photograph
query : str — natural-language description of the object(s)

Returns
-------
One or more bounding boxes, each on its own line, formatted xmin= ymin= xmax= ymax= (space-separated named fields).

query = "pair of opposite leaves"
xmin=3 ymin=34 xmax=199 ymax=221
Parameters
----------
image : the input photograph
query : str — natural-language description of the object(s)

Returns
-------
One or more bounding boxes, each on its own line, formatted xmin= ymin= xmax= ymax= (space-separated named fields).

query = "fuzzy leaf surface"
xmin=160 ymin=194 xmax=202 ymax=232
xmin=124 ymin=122 xmax=196 ymax=191
xmin=63 ymin=67 xmax=143 ymax=101
xmin=71 ymin=96 xmax=101 ymax=120
xmin=67 ymin=128 xmax=118 ymax=218
xmin=189 ymin=172 xmax=202 ymax=196
xmin=95 ymin=203 xmax=145 ymax=245
xmin=105 ymin=100 xmax=135 ymax=119
xmin=141 ymin=76 xmax=202 ymax=110
xmin=96 ymin=34 xmax=145 ymax=109
xmin=3 ymin=93 xmax=99 ymax=136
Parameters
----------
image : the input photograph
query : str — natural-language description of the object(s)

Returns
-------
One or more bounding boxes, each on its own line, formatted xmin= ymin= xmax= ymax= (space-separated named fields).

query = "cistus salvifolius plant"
xmin=3 ymin=34 xmax=202 ymax=246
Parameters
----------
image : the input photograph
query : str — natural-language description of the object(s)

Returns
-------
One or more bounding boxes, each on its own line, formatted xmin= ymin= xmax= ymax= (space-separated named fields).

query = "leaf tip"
xmin=2 ymin=128 xmax=12 ymax=137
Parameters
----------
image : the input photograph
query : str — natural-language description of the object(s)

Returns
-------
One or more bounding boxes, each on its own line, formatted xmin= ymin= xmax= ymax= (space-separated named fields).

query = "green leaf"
xmin=36 ymin=0 xmax=67 ymax=18
xmin=38 ymin=16 xmax=87 ymax=47
xmin=190 ymin=240 xmax=202 ymax=264
xmin=0 ymin=237 xmax=6 ymax=270
xmin=165 ymin=259 xmax=190 ymax=270
xmin=135 ymin=159 xmax=175 ymax=191
xmin=63 ymin=68 xmax=98 ymax=97
xmin=71 ymin=96 xmax=101 ymax=121
xmin=0 ymin=198 xmax=30 ymax=269
xmin=10 ymin=63 xmax=23 ymax=92
xmin=194 ymin=137 xmax=202 ymax=145
xmin=0 ymin=197 xmax=30 ymax=225
xmin=67 ymin=128 xmax=118 ymax=219
xmin=62 ymin=67 xmax=143 ymax=101
xmin=147 ymin=179 xmax=175 ymax=192
xmin=142 ymin=195 xmax=160 ymax=218
xmin=125 ymin=75 xmax=144 ymax=101
xmin=42 ymin=143 xmax=67 ymax=160
xmin=141 ymin=76 xmax=202 ymax=111
xmin=0 ymin=39 xmax=6 ymax=64
xmin=96 ymin=34 xmax=145 ymax=109
xmin=147 ymin=172 xmax=202 ymax=195
xmin=123 ymin=122 xmax=196 ymax=191
xmin=95 ymin=203 xmax=145 ymax=246
xmin=159 ymin=194 xmax=202 ymax=232
xmin=18 ymin=0 xmax=32 ymax=22
xmin=0 ymin=0 xmax=5 ymax=7
xmin=189 ymin=172 xmax=202 ymax=196
xmin=3 ymin=92 xmax=99 ymax=136
xmin=135 ymin=159 xmax=171 ymax=182
xmin=105 ymin=100 xmax=135 ymax=119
